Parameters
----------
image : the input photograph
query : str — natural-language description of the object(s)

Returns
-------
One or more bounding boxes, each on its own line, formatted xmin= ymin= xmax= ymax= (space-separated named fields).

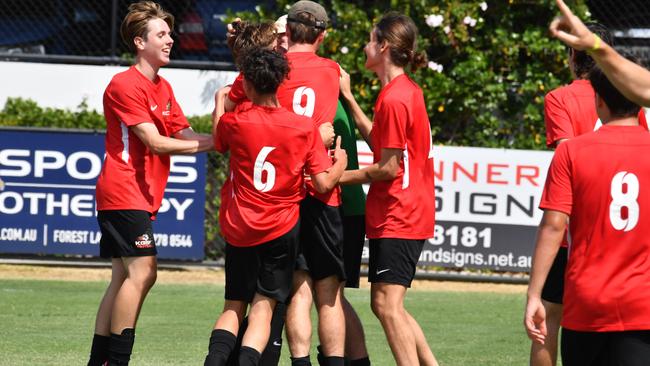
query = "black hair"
xmin=572 ymin=23 xmax=613 ymax=78
xmin=589 ymin=62 xmax=640 ymax=118
xmin=240 ymin=48 xmax=290 ymax=95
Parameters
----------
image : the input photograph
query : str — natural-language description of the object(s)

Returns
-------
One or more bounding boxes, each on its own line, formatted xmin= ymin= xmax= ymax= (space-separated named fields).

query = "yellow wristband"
xmin=588 ymin=34 xmax=601 ymax=54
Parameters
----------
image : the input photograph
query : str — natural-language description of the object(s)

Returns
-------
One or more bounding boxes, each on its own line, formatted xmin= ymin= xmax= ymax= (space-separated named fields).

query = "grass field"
xmin=0 ymin=269 xmax=534 ymax=365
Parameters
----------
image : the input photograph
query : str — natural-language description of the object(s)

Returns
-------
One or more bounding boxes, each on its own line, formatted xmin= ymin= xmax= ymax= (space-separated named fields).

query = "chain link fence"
xmin=588 ymin=0 xmax=650 ymax=66
xmin=0 ymin=0 xmax=263 ymax=70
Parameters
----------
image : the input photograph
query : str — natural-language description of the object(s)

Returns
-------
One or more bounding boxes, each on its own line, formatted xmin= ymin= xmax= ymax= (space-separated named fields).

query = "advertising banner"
xmin=0 ymin=128 xmax=206 ymax=260
xmin=357 ymin=143 xmax=554 ymax=272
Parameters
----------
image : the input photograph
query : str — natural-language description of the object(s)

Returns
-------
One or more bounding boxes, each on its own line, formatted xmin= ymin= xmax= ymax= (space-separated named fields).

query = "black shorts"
xmin=298 ymin=195 xmax=346 ymax=282
xmin=225 ymin=223 xmax=299 ymax=303
xmin=342 ymin=215 xmax=366 ymax=288
xmin=541 ymin=246 xmax=568 ymax=304
xmin=97 ymin=210 xmax=157 ymax=258
xmin=561 ymin=328 xmax=650 ymax=366
xmin=368 ymin=238 xmax=424 ymax=287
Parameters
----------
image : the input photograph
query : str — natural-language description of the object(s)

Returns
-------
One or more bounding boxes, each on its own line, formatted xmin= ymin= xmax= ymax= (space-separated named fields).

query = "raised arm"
xmin=339 ymin=67 xmax=373 ymax=146
xmin=524 ymin=209 xmax=568 ymax=345
xmin=132 ymin=123 xmax=212 ymax=155
xmin=550 ymin=0 xmax=650 ymax=106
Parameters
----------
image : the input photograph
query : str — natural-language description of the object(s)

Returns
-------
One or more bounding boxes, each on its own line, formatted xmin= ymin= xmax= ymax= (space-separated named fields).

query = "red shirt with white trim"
xmin=540 ymin=124 xmax=650 ymax=332
xmin=216 ymin=103 xmax=331 ymax=247
xmin=96 ymin=66 xmax=189 ymax=216
xmin=366 ymin=74 xmax=435 ymax=239
xmin=276 ymin=52 xmax=341 ymax=206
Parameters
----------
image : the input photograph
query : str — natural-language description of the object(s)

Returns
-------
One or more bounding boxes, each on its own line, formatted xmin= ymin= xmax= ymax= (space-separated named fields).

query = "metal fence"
xmin=588 ymin=0 xmax=650 ymax=66
xmin=1 ymin=1 xmax=650 ymax=68
xmin=0 ymin=0 xmax=263 ymax=70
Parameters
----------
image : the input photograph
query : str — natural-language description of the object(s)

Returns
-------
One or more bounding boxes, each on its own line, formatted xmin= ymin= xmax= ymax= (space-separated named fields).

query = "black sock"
xmin=260 ymin=303 xmax=286 ymax=366
xmin=238 ymin=346 xmax=261 ymax=366
xmin=349 ymin=357 xmax=371 ymax=366
xmin=291 ymin=355 xmax=311 ymax=366
xmin=88 ymin=334 xmax=110 ymax=366
xmin=316 ymin=345 xmax=325 ymax=365
xmin=108 ymin=328 xmax=135 ymax=366
xmin=204 ymin=329 xmax=237 ymax=366
xmin=320 ymin=356 xmax=345 ymax=366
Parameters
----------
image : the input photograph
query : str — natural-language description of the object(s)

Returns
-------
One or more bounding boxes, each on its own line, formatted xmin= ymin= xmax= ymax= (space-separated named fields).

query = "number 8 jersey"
xmin=540 ymin=124 xmax=650 ymax=332
xmin=215 ymin=103 xmax=332 ymax=247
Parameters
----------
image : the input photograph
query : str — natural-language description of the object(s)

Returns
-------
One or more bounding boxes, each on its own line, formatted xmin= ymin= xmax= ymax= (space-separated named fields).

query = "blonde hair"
xmin=120 ymin=1 xmax=174 ymax=53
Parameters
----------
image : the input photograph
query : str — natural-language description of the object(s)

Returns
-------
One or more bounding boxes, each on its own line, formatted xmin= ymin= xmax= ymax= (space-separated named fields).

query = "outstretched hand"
xmin=549 ymin=0 xmax=597 ymax=51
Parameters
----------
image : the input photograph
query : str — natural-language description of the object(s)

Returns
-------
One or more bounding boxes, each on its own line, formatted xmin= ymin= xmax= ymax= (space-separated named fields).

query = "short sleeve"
xmin=167 ymin=89 xmax=190 ymax=134
xmin=305 ymin=124 xmax=332 ymax=175
xmin=104 ymin=82 xmax=150 ymax=127
xmin=539 ymin=142 xmax=573 ymax=215
xmin=215 ymin=113 xmax=232 ymax=154
xmin=374 ymin=99 xmax=407 ymax=150
xmin=544 ymin=91 xmax=574 ymax=147
xmin=228 ymin=73 xmax=248 ymax=105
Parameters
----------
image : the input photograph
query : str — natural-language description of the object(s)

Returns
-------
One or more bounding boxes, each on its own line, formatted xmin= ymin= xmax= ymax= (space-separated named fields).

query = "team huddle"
xmin=83 ymin=0 xmax=650 ymax=365
xmin=87 ymin=1 xmax=434 ymax=365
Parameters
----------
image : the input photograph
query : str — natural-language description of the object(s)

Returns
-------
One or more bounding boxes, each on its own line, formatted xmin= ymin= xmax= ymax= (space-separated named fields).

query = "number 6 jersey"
xmin=540 ymin=124 xmax=650 ymax=332
xmin=215 ymin=103 xmax=331 ymax=247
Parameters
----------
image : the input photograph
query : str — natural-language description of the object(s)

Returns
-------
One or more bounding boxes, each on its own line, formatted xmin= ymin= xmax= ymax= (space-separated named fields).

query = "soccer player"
xmin=276 ymin=2 xmax=367 ymax=365
xmin=550 ymin=0 xmax=650 ymax=108
xmin=532 ymin=23 xmax=613 ymax=366
xmin=525 ymin=64 xmax=650 ymax=366
xmin=88 ymin=2 xmax=213 ymax=365
xmin=203 ymin=48 xmax=347 ymax=366
xmin=339 ymin=13 xmax=438 ymax=366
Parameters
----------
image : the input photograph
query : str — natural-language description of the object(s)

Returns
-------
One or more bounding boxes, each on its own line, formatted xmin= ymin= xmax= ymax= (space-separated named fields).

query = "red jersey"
xmin=545 ymin=79 xmax=648 ymax=147
xmin=228 ymin=73 xmax=248 ymax=105
xmin=276 ymin=52 xmax=341 ymax=206
xmin=540 ymin=125 xmax=650 ymax=332
xmin=366 ymin=74 xmax=435 ymax=239
xmin=216 ymin=103 xmax=331 ymax=247
xmin=96 ymin=66 xmax=189 ymax=216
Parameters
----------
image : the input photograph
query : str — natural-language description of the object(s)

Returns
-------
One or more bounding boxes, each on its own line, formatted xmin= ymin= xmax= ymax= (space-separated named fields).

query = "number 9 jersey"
xmin=215 ymin=102 xmax=332 ymax=247
xmin=540 ymin=124 xmax=650 ymax=332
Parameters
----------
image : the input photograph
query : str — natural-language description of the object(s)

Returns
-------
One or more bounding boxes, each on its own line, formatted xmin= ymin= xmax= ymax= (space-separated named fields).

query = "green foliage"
xmin=234 ymin=0 xmax=589 ymax=149
xmin=0 ymin=98 xmax=104 ymax=129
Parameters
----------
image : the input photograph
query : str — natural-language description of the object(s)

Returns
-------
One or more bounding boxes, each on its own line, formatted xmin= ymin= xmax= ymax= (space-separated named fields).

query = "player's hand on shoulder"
xmin=319 ymin=122 xmax=335 ymax=147
xmin=339 ymin=66 xmax=353 ymax=100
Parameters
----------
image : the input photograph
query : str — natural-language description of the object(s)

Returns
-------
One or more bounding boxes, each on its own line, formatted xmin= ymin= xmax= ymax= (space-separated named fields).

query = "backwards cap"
xmin=287 ymin=1 xmax=328 ymax=29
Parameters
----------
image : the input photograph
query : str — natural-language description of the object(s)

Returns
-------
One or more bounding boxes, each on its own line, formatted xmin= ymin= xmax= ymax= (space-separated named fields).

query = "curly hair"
xmin=240 ymin=48 xmax=290 ymax=95
xmin=228 ymin=21 xmax=277 ymax=68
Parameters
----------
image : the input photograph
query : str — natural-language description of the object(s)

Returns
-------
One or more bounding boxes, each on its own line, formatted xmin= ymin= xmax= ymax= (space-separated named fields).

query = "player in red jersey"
xmin=88 ymin=2 xmax=213 ymax=365
xmin=339 ymin=13 xmax=437 ymax=366
xmin=550 ymin=0 xmax=650 ymax=108
xmin=203 ymin=48 xmax=347 ymax=366
xmin=275 ymin=3 xmax=370 ymax=366
xmin=526 ymin=64 xmax=650 ymax=366
xmin=532 ymin=23 xmax=613 ymax=366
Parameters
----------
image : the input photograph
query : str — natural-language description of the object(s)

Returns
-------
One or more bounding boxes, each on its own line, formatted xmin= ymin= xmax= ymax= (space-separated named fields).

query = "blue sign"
xmin=0 ymin=128 xmax=206 ymax=260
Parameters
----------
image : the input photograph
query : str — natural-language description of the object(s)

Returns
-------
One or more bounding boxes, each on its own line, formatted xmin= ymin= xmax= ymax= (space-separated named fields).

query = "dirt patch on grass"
xmin=0 ymin=264 xmax=526 ymax=294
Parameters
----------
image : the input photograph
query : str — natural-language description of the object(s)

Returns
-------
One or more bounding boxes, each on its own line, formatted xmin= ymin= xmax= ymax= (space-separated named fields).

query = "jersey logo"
xmin=376 ymin=268 xmax=391 ymax=275
xmin=150 ymin=105 xmax=158 ymax=112
xmin=134 ymin=233 xmax=153 ymax=248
